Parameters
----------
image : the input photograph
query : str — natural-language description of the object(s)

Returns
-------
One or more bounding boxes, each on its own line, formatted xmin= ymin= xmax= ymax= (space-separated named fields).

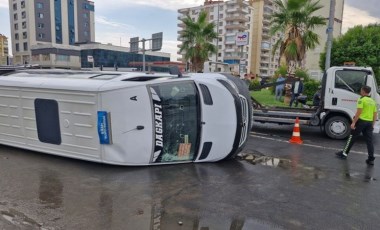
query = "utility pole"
xmin=215 ymin=2 xmax=220 ymax=72
xmin=325 ymin=0 xmax=335 ymax=71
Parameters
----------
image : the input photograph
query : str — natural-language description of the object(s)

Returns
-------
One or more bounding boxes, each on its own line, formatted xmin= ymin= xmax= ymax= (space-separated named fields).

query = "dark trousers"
xmin=343 ymin=119 xmax=374 ymax=159
xmin=289 ymin=93 xmax=300 ymax=107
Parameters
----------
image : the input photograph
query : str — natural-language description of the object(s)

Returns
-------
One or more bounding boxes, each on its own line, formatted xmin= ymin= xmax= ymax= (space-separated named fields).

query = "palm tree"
xmin=270 ymin=0 xmax=326 ymax=74
xmin=179 ymin=11 xmax=217 ymax=72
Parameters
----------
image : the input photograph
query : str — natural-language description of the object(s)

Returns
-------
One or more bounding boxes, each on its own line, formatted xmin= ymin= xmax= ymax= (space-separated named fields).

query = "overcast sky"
xmin=0 ymin=0 xmax=379 ymax=60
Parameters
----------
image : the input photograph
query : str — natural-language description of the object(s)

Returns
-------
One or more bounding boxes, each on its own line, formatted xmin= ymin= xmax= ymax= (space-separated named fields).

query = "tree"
xmin=270 ymin=0 xmax=326 ymax=74
xmin=320 ymin=24 xmax=380 ymax=84
xmin=179 ymin=11 xmax=217 ymax=72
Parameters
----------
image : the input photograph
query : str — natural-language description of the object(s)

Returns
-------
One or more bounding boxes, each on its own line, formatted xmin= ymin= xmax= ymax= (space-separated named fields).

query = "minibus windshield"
xmin=150 ymin=81 xmax=200 ymax=163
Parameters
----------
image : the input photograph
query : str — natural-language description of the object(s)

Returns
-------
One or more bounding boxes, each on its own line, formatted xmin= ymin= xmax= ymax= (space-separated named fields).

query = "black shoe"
xmin=335 ymin=151 xmax=347 ymax=159
xmin=366 ymin=159 xmax=374 ymax=166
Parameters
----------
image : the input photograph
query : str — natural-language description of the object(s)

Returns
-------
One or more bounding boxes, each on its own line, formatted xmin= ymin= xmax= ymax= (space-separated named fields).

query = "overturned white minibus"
xmin=0 ymin=70 xmax=251 ymax=165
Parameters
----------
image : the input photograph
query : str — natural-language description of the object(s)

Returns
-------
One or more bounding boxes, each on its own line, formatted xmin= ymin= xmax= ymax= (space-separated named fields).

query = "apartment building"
xmin=305 ymin=0 xmax=344 ymax=80
xmin=8 ymin=0 xmax=95 ymax=65
xmin=0 ymin=34 xmax=9 ymax=65
xmin=249 ymin=0 xmax=281 ymax=78
xmin=177 ymin=0 xmax=253 ymax=74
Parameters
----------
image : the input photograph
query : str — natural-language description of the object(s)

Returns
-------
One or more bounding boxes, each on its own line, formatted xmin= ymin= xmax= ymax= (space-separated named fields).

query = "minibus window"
xmin=150 ymin=82 xmax=199 ymax=163
xmin=35 ymin=99 xmax=62 ymax=145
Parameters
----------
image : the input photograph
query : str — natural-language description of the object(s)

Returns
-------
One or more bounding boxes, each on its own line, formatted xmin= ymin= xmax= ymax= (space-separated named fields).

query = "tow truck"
xmin=252 ymin=66 xmax=380 ymax=139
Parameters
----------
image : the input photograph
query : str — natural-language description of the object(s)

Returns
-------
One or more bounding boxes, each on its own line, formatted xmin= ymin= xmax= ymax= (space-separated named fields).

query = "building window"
xmin=84 ymin=22 xmax=88 ymax=27
xmin=38 ymin=13 xmax=44 ymax=18
xmin=219 ymin=29 xmax=223 ymax=34
xmin=56 ymin=54 xmax=70 ymax=62
xmin=22 ymin=11 xmax=26 ymax=19
xmin=38 ymin=33 xmax=45 ymax=39
xmin=42 ymin=54 xmax=50 ymax=61
xmin=13 ymin=3 xmax=17 ymax=10
xmin=32 ymin=55 xmax=40 ymax=61
xmin=14 ymin=23 xmax=18 ymax=30
xmin=218 ymin=37 xmax=222 ymax=42
xmin=21 ymin=1 xmax=25 ymax=8
xmin=22 ymin=21 xmax=26 ymax=29
xmin=36 ymin=2 xmax=43 ymax=9
xmin=219 ymin=21 xmax=223 ymax=26
xmin=14 ymin=13 xmax=18 ymax=20
xmin=23 ymin=42 xmax=28 ymax=51
xmin=83 ymin=13 xmax=87 ymax=18
xmin=22 ymin=32 xmax=27 ymax=39
xmin=37 ymin=23 xmax=44 ymax=28
xmin=219 ymin=14 xmax=223 ymax=19
xmin=15 ymin=43 xmax=19 ymax=52
xmin=15 ymin=33 xmax=19 ymax=40
xmin=84 ymin=31 xmax=88 ymax=37
xmin=210 ymin=15 xmax=214 ymax=20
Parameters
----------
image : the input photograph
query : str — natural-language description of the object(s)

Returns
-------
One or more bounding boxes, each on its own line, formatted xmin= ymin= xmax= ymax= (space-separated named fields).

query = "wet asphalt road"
xmin=0 ymin=123 xmax=380 ymax=230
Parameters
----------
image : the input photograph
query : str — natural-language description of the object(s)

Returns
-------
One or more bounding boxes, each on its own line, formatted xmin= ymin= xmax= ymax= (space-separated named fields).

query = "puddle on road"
xmin=238 ymin=151 xmax=326 ymax=181
xmin=0 ymin=209 xmax=43 ymax=229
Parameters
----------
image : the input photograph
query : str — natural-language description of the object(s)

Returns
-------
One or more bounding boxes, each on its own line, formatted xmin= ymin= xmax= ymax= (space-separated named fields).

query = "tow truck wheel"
xmin=324 ymin=116 xmax=350 ymax=139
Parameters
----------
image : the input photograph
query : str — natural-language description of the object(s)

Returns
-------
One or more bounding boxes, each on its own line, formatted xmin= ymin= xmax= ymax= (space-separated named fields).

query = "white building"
xmin=8 ymin=0 xmax=95 ymax=65
xmin=177 ymin=0 xmax=254 ymax=74
xmin=249 ymin=0 xmax=281 ymax=78
xmin=304 ymin=0 xmax=344 ymax=80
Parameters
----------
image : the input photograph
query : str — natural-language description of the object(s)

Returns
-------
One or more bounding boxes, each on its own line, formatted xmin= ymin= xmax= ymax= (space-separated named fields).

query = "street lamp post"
xmin=325 ymin=0 xmax=336 ymax=71
xmin=215 ymin=2 xmax=220 ymax=72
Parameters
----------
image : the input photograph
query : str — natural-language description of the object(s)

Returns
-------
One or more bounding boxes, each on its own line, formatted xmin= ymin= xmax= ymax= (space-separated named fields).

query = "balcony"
xmin=226 ymin=7 xmax=246 ymax=14
xmin=178 ymin=8 xmax=189 ymax=14
xmin=261 ymin=45 xmax=270 ymax=51
xmin=177 ymin=15 xmax=186 ymax=20
xmin=261 ymin=52 xmax=270 ymax=58
xmin=225 ymin=48 xmax=237 ymax=52
xmin=225 ymin=40 xmax=235 ymax=45
xmin=225 ymin=24 xmax=247 ymax=30
xmin=263 ymin=18 xmax=271 ymax=25
xmin=225 ymin=15 xmax=249 ymax=22
xmin=262 ymin=31 xmax=270 ymax=39
xmin=224 ymin=55 xmax=241 ymax=60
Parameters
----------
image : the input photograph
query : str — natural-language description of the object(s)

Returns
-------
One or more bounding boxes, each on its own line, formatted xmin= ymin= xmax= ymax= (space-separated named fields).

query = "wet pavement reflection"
xmin=1 ymin=143 xmax=380 ymax=229
xmin=239 ymin=151 xmax=326 ymax=182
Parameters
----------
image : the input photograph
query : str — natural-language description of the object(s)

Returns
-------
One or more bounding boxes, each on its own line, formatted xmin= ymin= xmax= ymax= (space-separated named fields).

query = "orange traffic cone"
xmin=289 ymin=117 xmax=303 ymax=144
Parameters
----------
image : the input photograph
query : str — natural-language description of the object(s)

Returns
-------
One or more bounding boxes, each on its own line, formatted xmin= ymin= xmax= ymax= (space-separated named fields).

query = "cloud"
xmin=0 ymin=0 xmax=7 ymax=8
xmin=342 ymin=5 xmax=380 ymax=33
xmin=162 ymin=40 xmax=181 ymax=61
xmin=94 ymin=0 xmax=204 ymax=11
xmin=95 ymin=16 xmax=136 ymax=31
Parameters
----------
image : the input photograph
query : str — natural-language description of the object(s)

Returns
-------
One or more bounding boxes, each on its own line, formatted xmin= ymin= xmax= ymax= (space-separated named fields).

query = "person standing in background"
xmin=275 ymin=75 xmax=285 ymax=101
xmin=289 ymin=78 xmax=304 ymax=107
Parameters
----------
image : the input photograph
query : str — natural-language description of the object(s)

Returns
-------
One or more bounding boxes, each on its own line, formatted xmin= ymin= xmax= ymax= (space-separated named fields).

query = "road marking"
xmin=250 ymin=132 xmax=380 ymax=157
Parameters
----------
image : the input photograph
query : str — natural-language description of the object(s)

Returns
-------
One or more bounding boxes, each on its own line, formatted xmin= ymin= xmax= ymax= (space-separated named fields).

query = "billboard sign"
xmin=130 ymin=37 xmax=139 ymax=53
xmin=151 ymin=32 xmax=163 ymax=51
xmin=87 ymin=56 xmax=94 ymax=62
xmin=236 ymin=32 xmax=249 ymax=46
